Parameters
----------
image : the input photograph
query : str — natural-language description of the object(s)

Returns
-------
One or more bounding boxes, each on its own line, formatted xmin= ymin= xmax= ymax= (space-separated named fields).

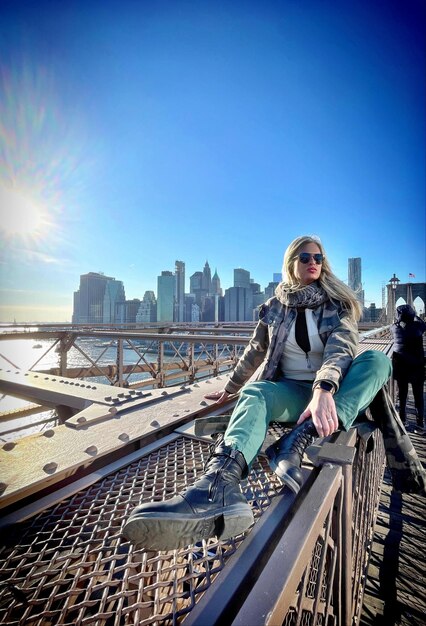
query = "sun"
xmin=0 ymin=186 xmax=48 ymax=238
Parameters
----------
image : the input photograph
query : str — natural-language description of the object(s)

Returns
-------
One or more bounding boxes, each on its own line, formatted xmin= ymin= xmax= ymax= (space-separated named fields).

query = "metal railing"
xmin=0 ymin=328 xmax=253 ymax=390
xmin=0 ymin=419 xmax=386 ymax=626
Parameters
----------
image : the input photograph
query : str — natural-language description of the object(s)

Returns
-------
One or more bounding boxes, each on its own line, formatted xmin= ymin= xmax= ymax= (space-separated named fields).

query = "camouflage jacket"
xmin=224 ymin=296 xmax=358 ymax=395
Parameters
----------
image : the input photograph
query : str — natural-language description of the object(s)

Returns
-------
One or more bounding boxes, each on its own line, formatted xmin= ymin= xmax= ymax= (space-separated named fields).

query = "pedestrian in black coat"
xmin=391 ymin=304 xmax=426 ymax=430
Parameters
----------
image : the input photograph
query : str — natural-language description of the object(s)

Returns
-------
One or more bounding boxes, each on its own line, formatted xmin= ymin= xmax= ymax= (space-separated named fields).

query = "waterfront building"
xmin=174 ymin=260 xmax=185 ymax=322
xmin=224 ymin=286 xmax=254 ymax=321
xmin=157 ymin=271 xmax=174 ymax=322
xmin=72 ymin=272 xmax=125 ymax=324
xmin=103 ymin=279 xmax=126 ymax=323
xmin=136 ymin=291 xmax=157 ymax=323
xmin=116 ymin=299 xmax=141 ymax=324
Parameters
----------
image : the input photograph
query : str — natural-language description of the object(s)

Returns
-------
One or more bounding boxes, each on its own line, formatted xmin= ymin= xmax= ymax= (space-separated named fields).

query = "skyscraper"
xmin=234 ymin=268 xmax=251 ymax=288
xmin=348 ymin=257 xmax=364 ymax=308
xmin=174 ymin=260 xmax=185 ymax=322
xmin=103 ymin=279 xmax=126 ymax=323
xmin=136 ymin=291 xmax=157 ymax=323
xmin=211 ymin=269 xmax=222 ymax=296
xmin=224 ymin=286 xmax=253 ymax=321
xmin=157 ymin=271 xmax=175 ymax=322
xmin=72 ymin=272 xmax=125 ymax=324
xmin=202 ymin=261 xmax=212 ymax=293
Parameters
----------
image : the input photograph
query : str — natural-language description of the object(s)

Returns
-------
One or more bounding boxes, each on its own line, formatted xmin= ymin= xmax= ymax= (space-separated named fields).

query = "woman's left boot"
xmin=122 ymin=443 xmax=254 ymax=551
xmin=265 ymin=420 xmax=318 ymax=493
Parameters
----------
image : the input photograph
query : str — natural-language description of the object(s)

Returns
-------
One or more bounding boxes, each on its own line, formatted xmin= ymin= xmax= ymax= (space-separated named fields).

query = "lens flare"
xmin=0 ymin=186 xmax=49 ymax=239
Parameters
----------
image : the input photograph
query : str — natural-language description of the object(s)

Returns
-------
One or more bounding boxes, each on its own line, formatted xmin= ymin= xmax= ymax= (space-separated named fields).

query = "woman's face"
xmin=294 ymin=242 xmax=323 ymax=285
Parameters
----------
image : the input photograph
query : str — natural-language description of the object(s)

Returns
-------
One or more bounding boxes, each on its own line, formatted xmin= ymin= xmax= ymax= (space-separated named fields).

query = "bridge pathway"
xmin=361 ymin=383 xmax=426 ymax=626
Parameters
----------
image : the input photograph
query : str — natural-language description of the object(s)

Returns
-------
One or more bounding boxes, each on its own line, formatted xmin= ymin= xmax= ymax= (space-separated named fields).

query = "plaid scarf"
xmin=275 ymin=281 xmax=328 ymax=309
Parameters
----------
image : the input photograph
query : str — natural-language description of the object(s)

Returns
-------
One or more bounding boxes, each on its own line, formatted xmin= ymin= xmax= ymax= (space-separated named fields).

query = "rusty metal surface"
xmin=0 ymin=433 xmax=287 ymax=626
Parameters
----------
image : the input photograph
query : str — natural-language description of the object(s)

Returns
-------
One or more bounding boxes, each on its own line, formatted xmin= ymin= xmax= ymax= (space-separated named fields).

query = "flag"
xmin=409 ymin=273 xmax=415 ymax=278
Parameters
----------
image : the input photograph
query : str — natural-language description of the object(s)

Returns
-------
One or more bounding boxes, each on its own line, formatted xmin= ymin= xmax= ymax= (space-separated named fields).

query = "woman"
xmin=391 ymin=304 xmax=426 ymax=430
xmin=123 ymin=235 xmax=392 ymax=550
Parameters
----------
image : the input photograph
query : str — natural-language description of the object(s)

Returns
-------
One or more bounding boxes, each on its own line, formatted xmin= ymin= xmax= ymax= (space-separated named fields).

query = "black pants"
xmin=395 ymin=374 xmax=424 ymax=424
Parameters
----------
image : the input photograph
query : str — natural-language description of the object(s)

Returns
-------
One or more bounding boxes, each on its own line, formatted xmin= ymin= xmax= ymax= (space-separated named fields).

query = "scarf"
xmin=275 ymin=281 xmax=329 ymax=309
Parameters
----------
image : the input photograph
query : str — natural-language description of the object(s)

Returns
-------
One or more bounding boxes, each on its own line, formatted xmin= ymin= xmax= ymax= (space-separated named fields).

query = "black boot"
xmin=122 ymin=444 xmax=254 ymax=550
xmin=265 ymin=420 xmax=318 ymax=493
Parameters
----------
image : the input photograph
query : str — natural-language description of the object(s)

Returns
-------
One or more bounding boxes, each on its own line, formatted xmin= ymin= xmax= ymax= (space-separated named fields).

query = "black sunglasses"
xmin=297 ymin=252 xmax=324 ymax=265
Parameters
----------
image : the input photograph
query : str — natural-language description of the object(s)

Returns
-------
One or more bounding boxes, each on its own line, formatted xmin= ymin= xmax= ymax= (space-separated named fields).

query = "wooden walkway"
xmin=361 ymin=386 xmax=426 ymax=626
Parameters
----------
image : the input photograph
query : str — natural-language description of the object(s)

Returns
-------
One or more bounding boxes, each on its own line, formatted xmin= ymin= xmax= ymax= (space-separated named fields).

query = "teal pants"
xmin=224 ymin=350 xmax=392 ymax=465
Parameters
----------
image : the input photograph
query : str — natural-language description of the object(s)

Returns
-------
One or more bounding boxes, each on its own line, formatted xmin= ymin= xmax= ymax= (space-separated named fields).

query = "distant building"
xmin=348 ymin=257 xmax=364 ymax=307
xmin=174 ymin=260 xmax=185 ymax=322
xmin=116 ymin=299 xmax=141 ymax=324
xmin=265 ymin=280 xmax=279 ymax=299
xmin=136 ymin=291 xmax=157 ymax=323
xmin=72 ymin=272 xmax=125 ymax=324
xmin=234 ymin=268 xmax=251 ymax=288
xmin=202 ymin=261 xmax=212 ymax=293
xmin=366 ymin=303 xmax=383 ymax=323
xmin=103 ymin=279 xmax=126 ymax=323
xmin=211 ymin=269 xmax=222 ymax=296
xmin=224 ymin=286 xmax=253 ymax=321
xmin=157 ymin=271 xmax=175 ymax=322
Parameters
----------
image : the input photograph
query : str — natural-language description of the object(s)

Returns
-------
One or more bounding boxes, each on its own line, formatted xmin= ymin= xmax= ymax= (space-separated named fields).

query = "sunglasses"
xmin=297 ymin=252 xmax=324 ymax=265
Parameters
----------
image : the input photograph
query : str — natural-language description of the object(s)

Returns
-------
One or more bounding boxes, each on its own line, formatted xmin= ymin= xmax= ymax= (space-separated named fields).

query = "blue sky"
xmin=0 ymin=0 xmax=425 ymax=321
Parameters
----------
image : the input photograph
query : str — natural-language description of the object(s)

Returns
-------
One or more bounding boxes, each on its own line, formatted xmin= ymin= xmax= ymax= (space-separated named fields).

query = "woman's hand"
xmin=204 ymin=389 xmax=232 ymax=403
xmin=297 ymin=388 xmax=339 ymax=437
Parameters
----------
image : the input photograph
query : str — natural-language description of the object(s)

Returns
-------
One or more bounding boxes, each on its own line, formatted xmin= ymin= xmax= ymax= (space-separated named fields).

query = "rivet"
xmin=150 ymin=420 xmax=160 ymax=427
xmin=193 ymin=383 xmax=199 ymax=387
xmin=43 ymin=430 xmax=55 ymax=438
xmin=118 ymin=433 xmax=129 ymax=442
xmin=77 ymin=416 xmax=87 ymax=423
xmin=161 ymin=391 xmax=168 ymax=396
xmin=200 ymin=400 xmax=207 ymax=406
xmin=85 ymin=445 xmax=98 ymax=456
xmin=43 ymin=462 xmax=58 ymax=474
xmin=173 ymin=413 xmax=179 ymax=417
xmin=3 ymin=442 xmax=16 ymax=451
xmin=0 ymin=482 xmax=7 ymax=494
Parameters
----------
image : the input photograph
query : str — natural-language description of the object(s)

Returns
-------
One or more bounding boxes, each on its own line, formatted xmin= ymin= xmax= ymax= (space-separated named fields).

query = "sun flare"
xmin=0 ymin=187 xmax=48 ymax=238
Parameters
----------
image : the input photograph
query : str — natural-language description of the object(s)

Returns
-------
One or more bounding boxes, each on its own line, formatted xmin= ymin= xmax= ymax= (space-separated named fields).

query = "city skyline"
xmin=0 ymin=1 xmax=425 ymax=322
xmin=70 ymin=255 xmax=423 ymax=327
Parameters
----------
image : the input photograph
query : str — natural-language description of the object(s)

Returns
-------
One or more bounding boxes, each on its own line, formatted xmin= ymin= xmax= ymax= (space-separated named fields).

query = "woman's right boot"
xmin=122 ymin=443 xmax=254 ymax=551
xmin=265 ymin=419 xmax=318 ymax=493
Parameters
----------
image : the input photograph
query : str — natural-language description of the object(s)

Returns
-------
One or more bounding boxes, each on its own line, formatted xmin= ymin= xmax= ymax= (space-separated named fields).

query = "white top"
xmin=280 ymin=309 xmax=325 ymax=381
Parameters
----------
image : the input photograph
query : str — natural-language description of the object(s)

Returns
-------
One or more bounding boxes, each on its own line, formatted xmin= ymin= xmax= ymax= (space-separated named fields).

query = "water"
xmin=0 ymin=328 xmax=230 ymax=440
xmin=0 ymin=330 xmax=159 ymax=440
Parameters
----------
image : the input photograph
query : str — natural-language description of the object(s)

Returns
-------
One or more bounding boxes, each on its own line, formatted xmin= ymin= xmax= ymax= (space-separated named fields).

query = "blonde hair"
xmin=278 ymin=235 xmax=362 ymax=321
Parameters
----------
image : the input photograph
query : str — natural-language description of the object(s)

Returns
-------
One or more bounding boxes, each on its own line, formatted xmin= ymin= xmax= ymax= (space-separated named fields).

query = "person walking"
xmin=391 ymin=304 xmax=426 ymax=431
xmin=123 ymin=235 xmax=393 ymax=550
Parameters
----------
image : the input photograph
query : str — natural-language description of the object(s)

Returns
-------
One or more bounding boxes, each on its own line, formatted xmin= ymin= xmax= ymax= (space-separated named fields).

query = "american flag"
xmin=409 ymin=273 xmax=415 ymax=278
